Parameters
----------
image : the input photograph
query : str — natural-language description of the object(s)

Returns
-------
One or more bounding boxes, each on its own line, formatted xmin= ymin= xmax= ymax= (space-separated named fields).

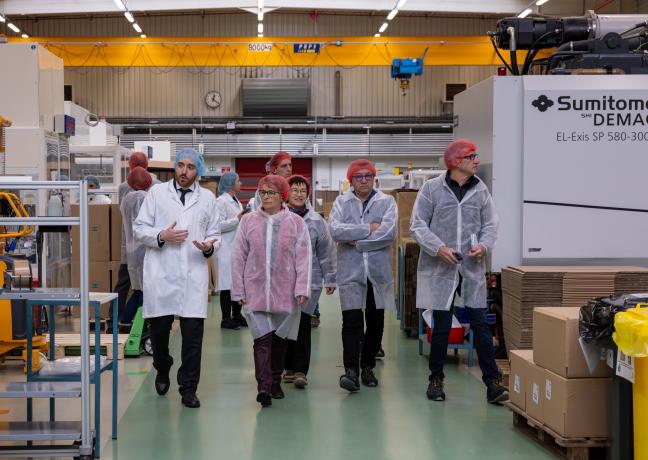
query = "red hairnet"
xmin=258 ymin=175 xmax=290 ymax=201
xmin=346 ymin=159 xmax=377 ymax=183
xmin=287 ymin=174 xmax=311 ymax=196
xmin=127 ymin=166 xmax=152 ymax=191
xmin=268 ymin=151 xmax=291 ymax=173
xmin=128 ymin=151 xmax=149 ymax=170
xmin=444 ymin=139 xmax=477 ymax=170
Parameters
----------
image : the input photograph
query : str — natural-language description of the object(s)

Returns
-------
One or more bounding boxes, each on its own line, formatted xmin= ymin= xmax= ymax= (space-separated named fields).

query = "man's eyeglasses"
xmin=351 ymin=173 xmax=374 ymax=182
xmin=463 ymin=153 xmax=479 ymax=161
xmin=259 ymin=190 xmax=279 ymax=197
xmin=290 ymin=188 xmax=308 ymax=195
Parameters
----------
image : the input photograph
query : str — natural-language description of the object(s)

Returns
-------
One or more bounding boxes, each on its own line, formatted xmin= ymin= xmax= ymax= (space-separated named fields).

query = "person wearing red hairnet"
xmin=247 ymin=151 xmax=292 ymax=212
xmin=112 ymin=151 xmax=161 ymax=332
xmin=119 ymin=167 xmax=153 ymax=326
xmin=410 ymin=139 xmax=507 ymax=405
xmin=329 ymin=159 xmax=397 ymax=392
xmin=231 ymin=174 xmax=312 ymax=407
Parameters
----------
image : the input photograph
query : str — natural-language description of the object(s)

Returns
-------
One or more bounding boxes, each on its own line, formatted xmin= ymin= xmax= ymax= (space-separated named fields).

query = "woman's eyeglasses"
xmin=259 ymin=190 xmax=279 ymax=197
xmin=463 ymin=153 xmax=479 ymax=161
xmin=351 ymin=173 xmax=374 ymax=182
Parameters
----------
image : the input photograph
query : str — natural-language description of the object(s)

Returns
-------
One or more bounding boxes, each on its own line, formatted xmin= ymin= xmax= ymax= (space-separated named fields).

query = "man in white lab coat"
xmin=134 ymin=148 xmax=220 ymax=409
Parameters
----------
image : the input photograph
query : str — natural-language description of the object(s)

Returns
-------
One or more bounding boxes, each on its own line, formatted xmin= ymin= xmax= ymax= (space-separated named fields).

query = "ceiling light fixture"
xmin=374 ymin=33 xmax=381 ymax=37
xmin=258 ymin=22 xmax=264 ymax=34
xmin=379 ymin=22 xmax=388 ymax=33
xmin=124 ymin=11 xmax=134 ymax=23
xmin=396 ymin=0 xmax=407 ymax=8
xmin=258 ymin=9 xmax=264 ymax=21
xmin=0 ymin=14 xmax=5 ymax=23
xmin=536 ymin=0 xmax=549 ymax=4
xmin=387 ymin=9 xmax=398 ymax=20
xmin=7 ymin=23 xmax=20 ymax=33
xmin=518 ymin=8 xmax=532 ymax=18
xmin=133 ymin=22 xmax=142 ymax=33
xmin=140 ymin=34 xmax=146 ymax=38
xmin=258 ymin=33 xmax=263 ymax=38
xmin=114 ymin=0 xmax=126 ymax=11
xmin=21 ymin=33 xmax=28 ymax=38
xmin=258 ymin=0 xmax=264 ymax=8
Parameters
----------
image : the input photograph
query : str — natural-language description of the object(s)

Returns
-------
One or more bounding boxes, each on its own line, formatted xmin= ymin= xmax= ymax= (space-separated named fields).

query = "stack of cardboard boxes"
xmin=70 ymin=204 xmax=123 ymax=317
xmin=509 ymin=307 xmax=612 ymax=440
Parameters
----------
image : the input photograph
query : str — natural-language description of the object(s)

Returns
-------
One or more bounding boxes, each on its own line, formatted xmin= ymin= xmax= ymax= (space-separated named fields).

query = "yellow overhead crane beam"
xmin=8 ymin=36 xmax=545 ymax=67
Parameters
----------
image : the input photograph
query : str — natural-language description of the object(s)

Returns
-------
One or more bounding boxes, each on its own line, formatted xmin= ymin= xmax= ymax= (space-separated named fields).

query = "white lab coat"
xmin=214 ymin=192 xmax=242 ymax=291
xmin=134 ymin=180 xmax=221 ymax=319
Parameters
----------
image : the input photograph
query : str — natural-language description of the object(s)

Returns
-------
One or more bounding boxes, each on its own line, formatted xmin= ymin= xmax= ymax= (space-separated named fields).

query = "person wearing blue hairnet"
xmin=134 ymin=148 xmax=220 ymax=409
xmin=214 ymin=172 xmax=248 ymax=330
xmin=85 ymin=175 xmax=112 ymax=204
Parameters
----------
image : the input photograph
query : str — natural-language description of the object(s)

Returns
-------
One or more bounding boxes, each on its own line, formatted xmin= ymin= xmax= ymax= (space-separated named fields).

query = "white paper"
xmin=532 ymin=383 xmax=540 ymax=404
xmin=545 ymin=379 xmax=552 ymax=401
xmin=616 ymin=350 xmax=635 ymax=384
xmin=513 ymin=375 xmax=521 ymax=394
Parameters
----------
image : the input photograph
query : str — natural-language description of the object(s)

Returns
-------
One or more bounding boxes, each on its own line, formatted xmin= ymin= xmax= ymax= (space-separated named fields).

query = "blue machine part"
xmin=391 ymin=47 xmax=429 ymax=79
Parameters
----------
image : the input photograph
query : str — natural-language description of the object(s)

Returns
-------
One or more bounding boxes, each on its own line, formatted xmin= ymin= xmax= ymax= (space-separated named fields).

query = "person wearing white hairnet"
xmin=119 ymin=167 xmax=152 ymax=326
xmin=85 ymin=175 xmax=112 ymax=204
xmin=134 ymin=148 xmax=220 ymax=409
xmin=247 ymin=151 xmax=293 ymax=212
xmin=410 ymin=139 xmax=507 ymax=405
xmin=282 ymin=175 xmax=336 ymax=389
xmin=329 ymin=159 xmax=397 ymax=392
xmin=214 ymin=171 xmax=248 ymax=330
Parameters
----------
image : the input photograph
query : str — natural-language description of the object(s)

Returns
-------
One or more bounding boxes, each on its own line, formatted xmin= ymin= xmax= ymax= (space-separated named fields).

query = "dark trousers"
xmin=428 ymin=307 xmax=500 ymax=386
xmin=149 ymin=315 xmax=205 ymax=396
xmin=341 ymin=280 xmax=385 ymax=374
xmin=122 ymin=289 xmax=142 ymax=324
xmin=284 ymin=312 xmax=312 ymax=375
xmin=253 ymin=332 xmax=287 ymax=393
xmin=219 ymin=290 xmax=242 ymax=320
xmin=112 ymin=264 xmax=131 ymax=323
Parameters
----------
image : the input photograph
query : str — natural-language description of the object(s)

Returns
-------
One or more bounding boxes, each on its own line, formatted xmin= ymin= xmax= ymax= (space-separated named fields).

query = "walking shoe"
xmin=220 ymin=318 xmax=241 ymax=330
xmin=486 ymin=380 xmax=509 ymax=405
xmin=181 ymin=393 xmax=201 ymax=408
xmin=311 ymin=316 xmax=320 ymax=328
xmin=375 ymin=348 xmax=385 ymax=359
xmin=270 ymin=383 xmax=285 ymax=399
xmin=361 ymin=367 xmax=379 ymax=387
xmin=294 ymin=372 xmax=308 ymax=389
xmin=233 ymin=315 xmax=248 ymax=328
xmin=283 ymin=370 xmax=296 ymax=383
xmin=155 ymin=372 xmax=170 ymax=396
xmin=257 ymin=391 xmax=272 ymax=407
xmin=426 ymin=376 xmax=445 ymax=401
xmin=339 ymin=369 xmax=360 ymax=392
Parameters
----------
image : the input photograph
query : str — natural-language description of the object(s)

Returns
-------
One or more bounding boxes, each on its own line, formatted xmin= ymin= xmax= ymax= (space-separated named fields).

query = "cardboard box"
xmin=509 ymin=350 xmax=534 ymax=411
xmin=543 ymin=369 xmax=611 ymax=438
xmin=71 ymin=204 xmax=111 ymax=262
xmin=533 ymin=307 xmax=612 ymax=378
xmin=110 ymin=204 xmax=122 ymax=262
xmin=71 ymin=261 xmax=120 ymax=318
xmin=526 ymin=361 xmax=545 ymax=423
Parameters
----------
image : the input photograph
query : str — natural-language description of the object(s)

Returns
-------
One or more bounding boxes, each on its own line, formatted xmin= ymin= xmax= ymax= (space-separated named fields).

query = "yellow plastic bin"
xmin=613 ymin=306 xmax=648 ymax=460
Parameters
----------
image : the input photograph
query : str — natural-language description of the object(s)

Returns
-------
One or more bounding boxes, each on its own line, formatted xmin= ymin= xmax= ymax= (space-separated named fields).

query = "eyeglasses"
xmin=259 ymin=190 xmax=279 ymax=197
xmin=463 ymin=153 xmax=479 ymax=161
xmin=289 ymin=188 xmax=308 ymax=195
xmin=351 ymin=173 xmax=374 ymax=182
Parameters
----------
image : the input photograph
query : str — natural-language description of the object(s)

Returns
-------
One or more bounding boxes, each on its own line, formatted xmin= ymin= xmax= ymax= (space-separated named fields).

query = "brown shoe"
xmin=283 ymin=370 xmax=295 ymax=383
xmin=294 ymin=372 xmax=308 ymax=389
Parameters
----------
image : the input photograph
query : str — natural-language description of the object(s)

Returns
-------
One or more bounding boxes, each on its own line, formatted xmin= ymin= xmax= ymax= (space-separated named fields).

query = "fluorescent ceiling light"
xmin=258 ymin=33 xmax=263 ymax=38
xmin=258 ymin=22 xmax=263 ymax=34
xmin=374 ymin=33 xmax=380 ymax=37
xmin=379 ymin=22 xmax=388 ymax=33
xmin=114 ymin=0 xmax=126 ymax=11
xmin=536 ymin=0 xmax=549 ymax=4
xmin=518 ymin=8 xmax=532 ymax=18
xmin=124 ymin=11 xmax=134 ymax=23
xmin=21 ymin=33 xmax=28 ymax=38
xmin=387 ymin=9 xmax=398 ymax=20
xmin=140 ymin=34 xmax=146 ymax=38
xmin=133 ymin=22 xmax=142 ymax=33
xmin=0 ymin=14 xmax=5 ymax=23
xmin=258 ymin=9 xmax=264 ymax=21
xmin=396 ymin=0 xmax=407 ymax=8
xmin=258 ymin=0 xmax=264 ymax=8
xmin=7 ymin=23 xmax=20 ymax=33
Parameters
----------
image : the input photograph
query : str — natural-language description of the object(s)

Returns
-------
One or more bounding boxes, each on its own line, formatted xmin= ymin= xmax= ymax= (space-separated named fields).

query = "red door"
xmin=235 ymin=158 xmax=312 ymax=205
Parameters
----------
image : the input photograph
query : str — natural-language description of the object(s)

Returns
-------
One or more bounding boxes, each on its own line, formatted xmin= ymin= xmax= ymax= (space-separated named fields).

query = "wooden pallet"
xmin=44 ymin=334 xmax=128 ymax=360
xmin=506 ymin=403 xmax=609 ymax=460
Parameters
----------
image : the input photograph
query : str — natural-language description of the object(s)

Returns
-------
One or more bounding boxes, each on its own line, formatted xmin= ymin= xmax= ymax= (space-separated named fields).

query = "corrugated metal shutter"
xmin=242 ymin=78 xmax=310 ymax=117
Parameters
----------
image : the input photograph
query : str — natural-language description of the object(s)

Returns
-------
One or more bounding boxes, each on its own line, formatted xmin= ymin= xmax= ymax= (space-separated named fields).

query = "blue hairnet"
xmin=84 ymin=175 xmax=101 ymax=189
xmin=218 ymin=172 xmax=238 ymax=194
xmin=175 ymin=148 xmax=206 ymax=177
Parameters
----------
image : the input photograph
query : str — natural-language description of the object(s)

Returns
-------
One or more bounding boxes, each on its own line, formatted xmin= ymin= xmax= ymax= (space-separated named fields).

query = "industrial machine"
xmin=490 ymin=11 xmax=648 ymax=75
xmin=391 ymin=48 xmax=428 ymax=95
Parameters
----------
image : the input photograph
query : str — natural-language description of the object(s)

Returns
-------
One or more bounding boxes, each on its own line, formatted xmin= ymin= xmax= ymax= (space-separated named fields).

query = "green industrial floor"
xmin=101 ymin=295 xmax=555 ymax=460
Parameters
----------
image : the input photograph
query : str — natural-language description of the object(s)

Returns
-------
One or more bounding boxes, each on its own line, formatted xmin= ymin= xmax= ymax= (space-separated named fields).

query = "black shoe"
xmin=270 ymin=383 xmax=285 ymax=399
xmin=487 ymin=381 xmax=509 ymax=405
xmin=181 ymin=393 xmax=201 ymax=408
xmin=427 ymin=376 xmax=445 ymax=401
xmin=311 ymin=316 xmax=320 ymax=328
xmin=233 ymin=316 xmax=248 ymax=328
xmin=257 ymin=391 xmax=272 ymax=407
xmin=155 ymin=372 xmax=170 ymax=396
xmin=339 ymin=369 xmax=360 ymax=392
xmin=221 ymin=318 xmax=241 ymax=330
xmin=361 ymin=367 xmax=379 ymax=387
xmin=375 ymin=348 xmax=385 ymax=359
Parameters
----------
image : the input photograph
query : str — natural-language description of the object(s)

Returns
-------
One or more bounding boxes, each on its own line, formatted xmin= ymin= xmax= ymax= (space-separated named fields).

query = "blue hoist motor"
xmin=390 ymin=47 xmax=428 ymax=95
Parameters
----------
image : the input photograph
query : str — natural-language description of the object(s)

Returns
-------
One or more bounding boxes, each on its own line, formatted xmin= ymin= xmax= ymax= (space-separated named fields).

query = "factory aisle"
xmin=101 ymin=294 xmax=554 ymax=460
